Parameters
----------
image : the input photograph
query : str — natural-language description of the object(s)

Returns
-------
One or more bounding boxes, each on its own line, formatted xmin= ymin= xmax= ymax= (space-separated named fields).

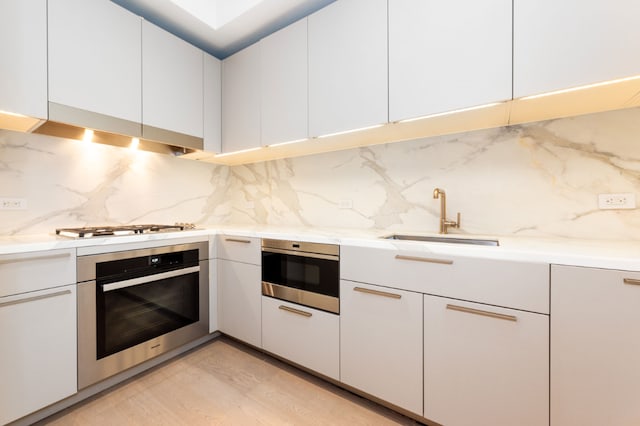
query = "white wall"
xmin=1 ymin=106 xmax=639 ymax=240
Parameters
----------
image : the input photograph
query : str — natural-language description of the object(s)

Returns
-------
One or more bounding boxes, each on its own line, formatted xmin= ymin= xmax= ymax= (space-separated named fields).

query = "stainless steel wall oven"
xmin=261 ymin=239 xmax=340 ymax=314
xmin=77 ymin=241 xmax=209 ymax=389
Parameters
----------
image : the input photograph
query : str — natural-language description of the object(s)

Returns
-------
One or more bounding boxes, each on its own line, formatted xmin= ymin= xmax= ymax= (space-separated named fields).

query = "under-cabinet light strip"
xmin=397 ymin=102 xmax=503 ymax=124
xmin=519 ymin=74 xmax=640 ymax=100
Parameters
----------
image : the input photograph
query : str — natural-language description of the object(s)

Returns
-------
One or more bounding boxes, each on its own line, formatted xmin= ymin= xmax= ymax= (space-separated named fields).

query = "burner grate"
xmin=55 ymin=224 xmax=187 ymax=238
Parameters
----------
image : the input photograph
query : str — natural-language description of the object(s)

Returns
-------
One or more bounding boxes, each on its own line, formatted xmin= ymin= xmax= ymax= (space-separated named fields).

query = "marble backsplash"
xmin=1 ymin=106 xmax=640 ymax=240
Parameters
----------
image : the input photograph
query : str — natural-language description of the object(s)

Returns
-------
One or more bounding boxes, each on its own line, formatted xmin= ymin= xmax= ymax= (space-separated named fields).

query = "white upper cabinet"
xmin=514 ymin=0 xmax=640 ymax=98
xmin=260 ymin=18 xmax=308 ymax=146
xmin=388 ymin=0 xmax=512 ymax=121
xmin=142 ymin=20 xmax=203 ymax=139
xmin=204 ymin=53 xmax=222 ymax=153
xmin=221 ymin=42 xmax=261 ymax=153
xmin=308 ymin=0 xmax=388 ymax=137
xmin=48 ymin=0 xmax=141 ymax=126
xmin=0 ymin=0 xmax=47 ymax=122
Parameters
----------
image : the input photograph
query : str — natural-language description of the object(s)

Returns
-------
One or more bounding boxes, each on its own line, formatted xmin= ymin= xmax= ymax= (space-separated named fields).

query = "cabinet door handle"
xmin=623 ymin=278 xmax=640 ymax=286
xmin=279 ymin=305 xmax=312 ymax=318
xmin=0 ymin=289 xmax=72 ymax=309
xmin=354 ymin=286 xmax=402 ymax=299
xmin=395 ymin=254 xmax=453 ymax=265
xmin=225 ymin=238 xmax=251 ymax=244
xmin=0 ymin=252 xmax=71 ymax=265
xmin=446 ymin=304 xmax=517 ymax=322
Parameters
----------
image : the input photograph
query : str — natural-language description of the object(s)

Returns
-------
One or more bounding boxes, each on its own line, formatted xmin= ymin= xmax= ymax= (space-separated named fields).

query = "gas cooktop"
xmin=55 ymin=224 xmax=195 ymax=238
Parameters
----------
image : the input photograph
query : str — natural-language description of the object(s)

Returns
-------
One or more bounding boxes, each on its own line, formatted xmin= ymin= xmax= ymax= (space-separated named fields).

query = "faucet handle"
xmin=456 ymin=212 xmax=461 ymax=228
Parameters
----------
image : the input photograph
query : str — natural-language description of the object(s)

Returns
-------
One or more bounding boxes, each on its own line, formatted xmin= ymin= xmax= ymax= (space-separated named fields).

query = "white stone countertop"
xmin=1 ymin=225 xmax=640 ymax=271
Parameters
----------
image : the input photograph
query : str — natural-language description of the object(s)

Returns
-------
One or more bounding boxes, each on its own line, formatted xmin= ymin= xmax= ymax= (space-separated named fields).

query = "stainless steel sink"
xmin=382 ymin=234 xmax=499 ymax=246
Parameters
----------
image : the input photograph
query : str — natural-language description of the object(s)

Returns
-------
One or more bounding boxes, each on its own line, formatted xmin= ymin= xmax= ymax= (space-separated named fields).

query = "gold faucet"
xmin=433 ymin=188 xmax=460 ymax=234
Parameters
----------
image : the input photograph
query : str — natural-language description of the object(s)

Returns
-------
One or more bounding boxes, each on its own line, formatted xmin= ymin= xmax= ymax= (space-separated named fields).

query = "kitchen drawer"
xmin=216 ymin=235 xmax=261 ymax=265
xmin=0 ymin=248 xmax=76 ymax=297
xmin=262 ymin=296 xmax=339 ymax=380
xmin=341 ymin=245 xmax=549 ymax=314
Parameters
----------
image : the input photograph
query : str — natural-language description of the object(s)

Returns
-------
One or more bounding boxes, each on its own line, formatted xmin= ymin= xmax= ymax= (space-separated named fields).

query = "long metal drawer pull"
xmin=446 ymin=304 xmax=517 ymax=322
xmin=102 ymin=266 xmax=200 ymax=292
xmin=279 ymin=305 xmax=312 ymax=318
xmin=623 ymin=278 xmax=640 ymax=286
xmin=395 ymin=254 xmax=453 ymax=265
xmin=225 ymin=238 xmax=251 ymax=244
xmin=0 ymin=289 xmax=72 ymax=309
xmin=0 ymin=252 xmax=71 ymax=265
xmin=354 ymin=286 xmax=402 ymax=299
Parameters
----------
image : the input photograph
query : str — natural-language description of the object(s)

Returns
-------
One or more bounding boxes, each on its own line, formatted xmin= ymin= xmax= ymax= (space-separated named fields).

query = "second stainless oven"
xmin=261 ymin=239 xmax=340 ymax=314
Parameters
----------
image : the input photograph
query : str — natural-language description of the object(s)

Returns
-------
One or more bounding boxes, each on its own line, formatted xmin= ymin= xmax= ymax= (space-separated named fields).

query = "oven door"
xmin=261 ymin=249 xmax=339 ymax=314
xmin=78 ymin=261 xmax=208 ymax=389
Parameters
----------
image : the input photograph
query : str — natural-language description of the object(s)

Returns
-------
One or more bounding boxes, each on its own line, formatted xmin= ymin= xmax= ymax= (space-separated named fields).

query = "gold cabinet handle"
xmin=354 ymin=286 xmax=402 ymax=299
xmin=395 ymin=254 xmax=453 ymax=265
xmin=225 ymin=238 xmax=251 ymax=244
xmin=279 ymin=305 xmax=312 ymax=318
xmin=446 ymin=304 xmax=517 ymax=322
xmin=623 ymin=278 xmax=640 ymax=286
xmin=0 ymin=289 xmax=72 ymax=309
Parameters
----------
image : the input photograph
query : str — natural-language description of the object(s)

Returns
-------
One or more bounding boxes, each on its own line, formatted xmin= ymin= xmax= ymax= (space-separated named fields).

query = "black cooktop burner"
xmin=56 ymin=224 xmax=189 ymax=238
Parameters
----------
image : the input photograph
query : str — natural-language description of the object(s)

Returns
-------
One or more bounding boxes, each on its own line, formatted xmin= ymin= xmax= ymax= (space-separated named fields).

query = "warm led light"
xmin=215 ymin=146 xmax=263 ymax=158
xmin=82 ymin=129 xmax=94 ymax=142
xmin=397 ymin=103 xmax=503 ymax=124
xmin=519 ymin=75 xmax=640 ymax=100
xmin=317 ymin=124 xmax=385 ymax=139
xmin=267 ymin=138 xmax=308 ymax=148
xmin=130 ymin=137 xmax=140 ymax=150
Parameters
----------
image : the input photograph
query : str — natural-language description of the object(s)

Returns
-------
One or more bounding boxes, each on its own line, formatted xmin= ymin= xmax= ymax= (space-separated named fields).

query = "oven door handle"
xmin=262 ymin=247 xmax=339 ymax=261
xmin=101 ymin=266 xmax=200 ymax=292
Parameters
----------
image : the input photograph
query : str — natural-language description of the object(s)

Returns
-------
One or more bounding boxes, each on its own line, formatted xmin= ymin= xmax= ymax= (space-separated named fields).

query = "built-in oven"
xmin=261 ymin=239 xmax=340 ymax=314
xmin=77 ymin=241 xmax=209 ymax=389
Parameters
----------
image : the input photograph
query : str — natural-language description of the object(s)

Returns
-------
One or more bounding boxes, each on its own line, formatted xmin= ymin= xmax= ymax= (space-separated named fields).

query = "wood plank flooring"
xmin=38 ymin=337 xmax=420 ymax=425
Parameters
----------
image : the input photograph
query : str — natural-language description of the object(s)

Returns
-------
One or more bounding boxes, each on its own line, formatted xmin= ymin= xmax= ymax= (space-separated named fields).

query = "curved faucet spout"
xmin=432 ymin=187 xmax=459 ymax=234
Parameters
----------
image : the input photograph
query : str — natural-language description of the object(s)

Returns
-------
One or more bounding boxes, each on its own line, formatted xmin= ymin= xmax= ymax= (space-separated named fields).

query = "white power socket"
xmin=598 ymin=193 xmax=636 ymax=210
xmin=0 ymin=197 xmax=28 ymax=210
xmin=338 ymin=199 xmax=353 ymax=209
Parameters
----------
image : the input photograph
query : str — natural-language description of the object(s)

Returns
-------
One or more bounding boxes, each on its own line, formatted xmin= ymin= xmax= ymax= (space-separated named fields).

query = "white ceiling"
xmin=111 ymin=0 xmax=335 ymax=59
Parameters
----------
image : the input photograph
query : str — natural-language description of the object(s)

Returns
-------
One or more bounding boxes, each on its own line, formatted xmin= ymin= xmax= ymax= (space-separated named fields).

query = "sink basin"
xmin=382 ymin=234 xmax=499 ymax=246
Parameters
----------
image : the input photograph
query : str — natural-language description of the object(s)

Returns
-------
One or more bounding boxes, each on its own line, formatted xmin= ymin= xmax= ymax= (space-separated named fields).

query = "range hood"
xmin=31 ymin=102 xmax=203 ymax=156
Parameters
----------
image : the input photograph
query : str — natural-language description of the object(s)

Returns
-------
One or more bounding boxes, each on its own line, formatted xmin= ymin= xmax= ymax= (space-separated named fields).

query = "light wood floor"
xmin=38 ymin=337 xmax=420 ymax=425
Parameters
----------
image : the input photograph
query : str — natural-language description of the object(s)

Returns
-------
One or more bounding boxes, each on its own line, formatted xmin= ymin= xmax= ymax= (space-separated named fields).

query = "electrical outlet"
xmin=338 ymin=199 xmax=353 ymax=209
xmin=0 ymin=197 xmax=27 ymax=210
xmin=598 ymin=193 xmax=636 ymax=210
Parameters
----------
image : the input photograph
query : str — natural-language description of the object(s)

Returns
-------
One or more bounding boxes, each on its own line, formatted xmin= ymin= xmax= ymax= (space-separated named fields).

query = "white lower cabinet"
xmin=262 ymin=296 xmax=339 ymax=380
xmin=218 ymin=259 xmax=261 ymax=347
xmin=0 ymin=285 xmax=77 ymax=425
xmin=424 ymin=295 xmax=549 ymax=426
xmin=340 ymin=280 xmax=423 ymax=415
xmin=551 ymin=265 xmax=640 ymax=426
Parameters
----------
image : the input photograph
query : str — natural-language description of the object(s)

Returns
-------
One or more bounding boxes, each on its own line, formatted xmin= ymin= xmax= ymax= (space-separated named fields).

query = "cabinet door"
xmin=389 ymin=0 xmax=512 ymax=121
xmin=424 ymin=295 xmax=548 ymax=426
xmin=0 ymin=285 xmax=77 ymax=425
xmin=514 ymin=0 xmax=640 ymax=98
xmin=308 ymin=0 xmax=388 ymax=137
xmin=262 ymin=297 xmax=339 ymax=379
xmin=0 ymin=0 xmax=47 ymax=122
xmin=218 ymin=259 xmax=261 ymax=347
xmin=551 ymin=265 xmax=640 ymax=426
xmin=143 ymin=21 xmax=203 ymax=139
xmin=221 ymin=43 xmax=261 ymax=153
xmin=48 ymin=0 xmax=141 ymax=126
xmin=260 ymin=18 xmax=308 ymax=146
xmin=204 ymin=53 xmax=222 ymax=154
xmin=340 ymin=280 xmax=423 ymax=415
